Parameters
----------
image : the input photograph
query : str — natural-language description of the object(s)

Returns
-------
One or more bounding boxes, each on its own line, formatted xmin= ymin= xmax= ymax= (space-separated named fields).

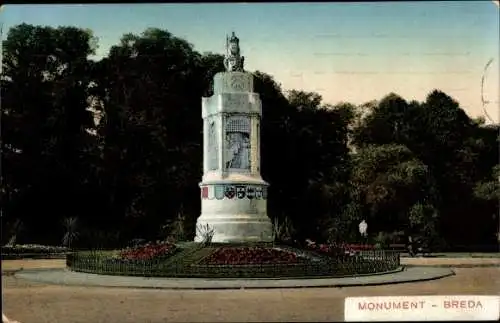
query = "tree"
xmin=2 ymin=24 xmax=98 ymax=243
xmin=352 ymin=90 xmax=499 ymax=248
xmin=344 ymin=144 xmax=439 ymax=241
xmin=258 ymin=85 xmax=352 ymax=241
xmin=4 ymin=24 xmax=498 ymax=251
xmin=473 ymin=164 xmax=500 ymax=247
xmin=90 ymin=28 xmax=225 ymax=241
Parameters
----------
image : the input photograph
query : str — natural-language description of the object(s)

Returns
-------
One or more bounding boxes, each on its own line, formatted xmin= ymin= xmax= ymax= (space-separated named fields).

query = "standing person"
xmin=358 ymin=220 xmax=368 ymax=237
xmin=358 ymin=220 xmax=368 ymax=245
xmin=407 ymin=235 xmax=416 ymax=257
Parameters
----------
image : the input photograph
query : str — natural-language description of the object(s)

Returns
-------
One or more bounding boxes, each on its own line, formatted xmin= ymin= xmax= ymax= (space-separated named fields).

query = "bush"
xmin=2 ymin=244 xmax=68 ymax=253
xmin=2 ymin=244 xmax=69 ymax=259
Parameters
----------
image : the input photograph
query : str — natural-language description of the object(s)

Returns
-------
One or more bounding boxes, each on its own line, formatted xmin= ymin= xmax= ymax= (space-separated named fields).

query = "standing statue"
xmin=359 ymin=220 xmax=368 ymax=238
xmin=224 ymin=32 xmax=245 ymax=72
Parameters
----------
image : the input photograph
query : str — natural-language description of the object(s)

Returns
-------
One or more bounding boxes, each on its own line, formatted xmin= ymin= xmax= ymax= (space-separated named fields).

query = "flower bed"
xmin=67 ymin=243 xmax=400 ymax=278
xmin=1 ymin=244 xmax=69 ymax=259
xmin=199 ymin=246 xmax=301 ymax=265
xmin=116 ymin=242 xmax=177 ymax=261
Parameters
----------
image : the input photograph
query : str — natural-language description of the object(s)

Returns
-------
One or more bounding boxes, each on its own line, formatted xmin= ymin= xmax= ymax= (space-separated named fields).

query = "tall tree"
xmin=2 ymin=24 xmax=98 ymax=244
xmin=346 ymin=144 xmax=439 ymax=241
xmin=258 ymin=85 xmax=352 ymax=240
xmin=352 ymin=90 xmax=499 ymax=248
xmin=91 ymin=28 xmax=225 ymax=241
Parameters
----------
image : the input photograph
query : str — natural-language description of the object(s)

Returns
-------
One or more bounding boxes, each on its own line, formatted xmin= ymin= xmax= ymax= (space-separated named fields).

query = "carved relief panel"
xmin=207 ymin=118 xmax=219 ymax=171
xmin=225 ymin=115 xmax=251 ymax=171
xmin=221 ymin=93 xmax=249 ymax=113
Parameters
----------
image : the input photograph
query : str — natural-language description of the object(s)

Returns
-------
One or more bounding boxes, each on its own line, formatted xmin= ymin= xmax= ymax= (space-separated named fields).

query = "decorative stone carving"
xmin=225 ymin=115 xmax=251 ymax=170
xmin=230 ymin=74 xmax=247 ymax=91
xmin=200 ymin=184 xmax=268 ymax=200
xmin=213 ymin=72 xmax=253 ymax=94
xmin=224 ymin=32 xmax=245 ymax=72
xmin=207 ymin=118 xmax=218 ymax=170
xmin=220 ymin=93 xmax=250 ymax=113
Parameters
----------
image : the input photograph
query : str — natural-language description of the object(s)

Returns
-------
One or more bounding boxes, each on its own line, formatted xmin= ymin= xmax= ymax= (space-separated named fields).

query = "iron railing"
xmin=67 ymin=248 xmax=400 ymax=278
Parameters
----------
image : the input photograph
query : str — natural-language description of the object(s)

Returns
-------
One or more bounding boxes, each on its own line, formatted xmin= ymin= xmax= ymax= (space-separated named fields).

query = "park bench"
xmin=388 ymin=243 xmax=407 ymax=253
xmin=389 ymin=243 xmax=432 ymax=257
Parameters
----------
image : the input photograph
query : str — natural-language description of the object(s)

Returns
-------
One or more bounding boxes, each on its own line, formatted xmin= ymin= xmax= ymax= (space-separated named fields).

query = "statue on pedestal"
xmin=224 ymin=32 xmax=245 ymax=72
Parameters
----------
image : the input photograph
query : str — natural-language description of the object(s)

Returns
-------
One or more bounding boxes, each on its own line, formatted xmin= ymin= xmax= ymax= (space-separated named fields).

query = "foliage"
xmin=272 ymin=216 xmax=294 ymax=243
xmin=160 ymin=210 xmax=189 ymax=242
xmin=196 ymin=223 xmax=215 ymax=245
xmin=2 ymin=24 xmax=100 ymax=244
xmin=3 ymin=219 xmax=24 ymax=246
xmin=345 ymin=144 xmax=439 ymax=239
xmin=2 ymin=244 xmax=69 ymax=259
xmin=2 ymin=244 xmax=68 ymax=253
xmin=474 ymin=165 xmax=500 ymax=201
xmin=2 ymin=23 xmax=499 ymax=251
xmin=350 ymin=92 xmax=498 ymax=248
xmin=62 ymin=217 xmax=80 ymax=248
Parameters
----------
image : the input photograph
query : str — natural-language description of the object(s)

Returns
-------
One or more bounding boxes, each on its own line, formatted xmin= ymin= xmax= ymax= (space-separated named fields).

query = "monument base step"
xmin=195 ymin=216 xmax=273 ymax=243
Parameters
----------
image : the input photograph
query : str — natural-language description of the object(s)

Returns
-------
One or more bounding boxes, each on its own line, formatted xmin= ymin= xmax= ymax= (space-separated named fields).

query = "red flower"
xmin=201 ymin=247 xmax=300 ymax=265
xmin=119 ymin=242 xmax=176 ymax=261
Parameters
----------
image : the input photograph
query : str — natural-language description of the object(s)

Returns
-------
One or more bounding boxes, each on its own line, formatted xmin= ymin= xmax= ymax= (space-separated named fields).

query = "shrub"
xmin=2 ymin=244 xmax=69 ymax=254
xmin=196 ymin=224 xmax=215 ymax=245
xmin=1 ymin=244 xmax=69 ymax=259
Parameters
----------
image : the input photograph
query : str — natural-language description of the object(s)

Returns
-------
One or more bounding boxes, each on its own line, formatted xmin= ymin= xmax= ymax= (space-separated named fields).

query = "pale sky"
xmin=2 ymin=2 xmax=499 ymax=122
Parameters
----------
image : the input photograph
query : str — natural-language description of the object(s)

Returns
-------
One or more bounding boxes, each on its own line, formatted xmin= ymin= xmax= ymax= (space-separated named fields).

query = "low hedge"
xmin=2 ymin=244 xmax=69 ymax=260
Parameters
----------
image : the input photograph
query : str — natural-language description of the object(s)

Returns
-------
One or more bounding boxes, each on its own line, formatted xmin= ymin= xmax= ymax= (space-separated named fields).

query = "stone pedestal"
xmin=195 ymin=72 xmax=273 ymax=243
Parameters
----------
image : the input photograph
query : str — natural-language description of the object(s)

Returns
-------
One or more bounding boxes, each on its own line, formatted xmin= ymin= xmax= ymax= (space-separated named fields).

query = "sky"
xmin=2 ymin=2 xmax=499 ymax=122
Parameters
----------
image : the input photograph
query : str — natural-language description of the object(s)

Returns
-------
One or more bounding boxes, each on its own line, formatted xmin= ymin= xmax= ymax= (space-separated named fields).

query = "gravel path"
xmin=13 ymin=266 xmax=454 ymax=289
xmin=2 ymin=259 xmax=66 ymax=272
xmin=2 ymin=255 xmax=499 ymax=273
xmin=401 ymin=257 xmax=500 ymax=266
xmin=2 ymin=268 xmax=499 ymax=323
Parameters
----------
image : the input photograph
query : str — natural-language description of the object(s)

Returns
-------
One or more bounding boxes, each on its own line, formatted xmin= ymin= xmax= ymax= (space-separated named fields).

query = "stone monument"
xmin=194 ymin=32 xmax=273 ymax=243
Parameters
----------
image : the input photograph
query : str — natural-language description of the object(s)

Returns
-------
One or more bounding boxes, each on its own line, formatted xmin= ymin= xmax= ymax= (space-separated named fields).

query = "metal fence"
xmin=67 ymin=249 xmax=400 ymax=278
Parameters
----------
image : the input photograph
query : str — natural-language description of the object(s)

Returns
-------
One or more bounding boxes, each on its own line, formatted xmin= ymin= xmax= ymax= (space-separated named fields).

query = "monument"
xmin=194 ymin=32 xmax=273 ymax=243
